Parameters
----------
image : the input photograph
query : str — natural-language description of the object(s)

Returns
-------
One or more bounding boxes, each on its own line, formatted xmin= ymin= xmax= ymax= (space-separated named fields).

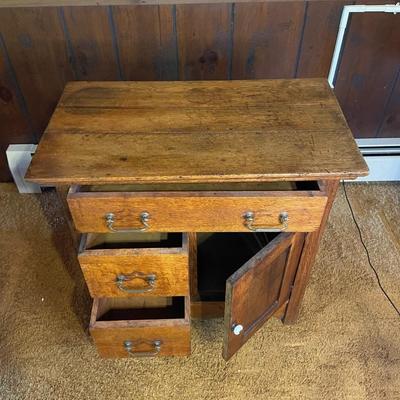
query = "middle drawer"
xmin=78 ymin=232 xmax=189 ymax=297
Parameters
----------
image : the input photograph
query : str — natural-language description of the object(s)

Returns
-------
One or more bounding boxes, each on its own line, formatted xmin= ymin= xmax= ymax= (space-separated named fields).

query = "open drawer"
xmin=67 ymin=182 xmax=327 ymax=233
xmin=90 ymin=296 xmax=191 ymax=358
xmin=193 ymin=231 xmax=305 ymax=360
xmin=78 ymin=232 xmax=189 ymax=297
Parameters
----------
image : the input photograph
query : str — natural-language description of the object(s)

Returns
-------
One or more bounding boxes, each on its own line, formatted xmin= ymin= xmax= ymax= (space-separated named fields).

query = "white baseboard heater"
xmin=6 ymin=144 xmax=41 ymax=193
xmin=355 ymin=138 xmax=400 ymax=182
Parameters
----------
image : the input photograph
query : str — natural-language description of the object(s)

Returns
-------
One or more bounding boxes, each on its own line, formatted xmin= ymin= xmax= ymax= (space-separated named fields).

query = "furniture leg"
xmin=283 ymin=179 xmax=340 ymax=324
xmin=188 ymin=232 xmax=199 ymax=299
xmin=56 ymin=185 xmax=80 ymax=250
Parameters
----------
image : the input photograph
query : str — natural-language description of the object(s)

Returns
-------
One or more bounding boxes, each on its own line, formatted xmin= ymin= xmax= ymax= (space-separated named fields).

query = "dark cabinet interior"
xmin=193 ymin=231 xmax=306 ymax=359
xmin=197 ymin=232 xmax=279 ymax=302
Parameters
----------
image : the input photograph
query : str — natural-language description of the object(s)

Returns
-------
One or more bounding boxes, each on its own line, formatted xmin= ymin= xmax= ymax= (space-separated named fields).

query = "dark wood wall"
xmin=1 ymin=1 xmax=399 ymax=181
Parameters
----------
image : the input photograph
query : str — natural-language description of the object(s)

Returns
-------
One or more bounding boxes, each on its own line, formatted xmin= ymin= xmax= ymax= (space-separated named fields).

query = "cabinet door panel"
xmin=223 ymin=232 xmax=304 ymax=360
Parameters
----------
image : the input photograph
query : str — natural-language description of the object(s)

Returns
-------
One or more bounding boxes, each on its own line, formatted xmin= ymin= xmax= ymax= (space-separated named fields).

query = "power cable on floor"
xmin=342 ymin=181 xmax=400 ymax=317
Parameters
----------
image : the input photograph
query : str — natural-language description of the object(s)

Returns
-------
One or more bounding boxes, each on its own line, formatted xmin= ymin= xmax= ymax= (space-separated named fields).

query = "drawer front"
xmin=90 ymin=297 xmax=191 ymax=358
xmin=90 ymin=325 xmax=191 ymax=358
xmin=68 ymin=190 xmax=327 ymax=233
xmin=78 ymin=235 xmax=189 ymax=297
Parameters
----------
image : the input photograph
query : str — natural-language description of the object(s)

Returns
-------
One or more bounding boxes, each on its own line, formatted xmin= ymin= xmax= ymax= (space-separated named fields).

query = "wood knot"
xmin=0 ymin=86 xmax=12 ymax=103
xmin=198 ymin=49 xmax=218 ymax=73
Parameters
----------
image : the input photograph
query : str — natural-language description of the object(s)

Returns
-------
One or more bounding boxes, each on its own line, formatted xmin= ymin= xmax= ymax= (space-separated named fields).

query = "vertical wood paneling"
xmin=113 ymin=5 xmax=177 ymax=80
xmin=296 ymin=1 xmax=349 ymax=78
xmin=0 ymin=41 xmax=32 ymax=140
xmin=176 ymin=4 xmax=232 ymax=80
xmin=1 ymin=2 xmax=400 ymax=181
xmin=334 ymin=0 xmax=400 ymax=138
xmin=62 ymin=6 xmax=120 ymax=80
xmin=378 ymin=69 xmax=400 ymax=138
xmin=0 ymin=8 xmax=74 ymax=138
xmin=0 ymin=40 xmax=34 ymax=181
xmin=232 ymin=2 xmax=306 ymax=79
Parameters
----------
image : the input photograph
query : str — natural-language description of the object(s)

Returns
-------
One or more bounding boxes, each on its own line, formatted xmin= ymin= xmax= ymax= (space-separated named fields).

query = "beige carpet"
xmin=0 ymin=183 xmax=399 ymax=400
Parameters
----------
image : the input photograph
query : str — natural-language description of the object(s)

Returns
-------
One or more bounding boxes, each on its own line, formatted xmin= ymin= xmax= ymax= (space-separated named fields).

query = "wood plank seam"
xmin=108 ymin=5 xmax=124 ymax=80
xmin=58 ymin=7 xmax=79 ymax=80
xmin=376 ymin=66 xmax=400 ymax=138
xmin=0 ymin=31 xmax=36 ymax=141
xmin=293 ymin=1 xmax=309 ymax=78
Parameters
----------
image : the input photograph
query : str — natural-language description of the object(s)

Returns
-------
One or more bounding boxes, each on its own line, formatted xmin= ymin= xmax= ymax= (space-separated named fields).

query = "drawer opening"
xmin=77 ymin=181 xmax=320 ymax=192
xmin=83 ymin=232 xmax=183 ymax=250
xmin=69 ymin=182 xmax=326 ymax=233
xmin=95 ymin=297 xmax=186 ymax=321
xmin=196 ymin=232 xmax=279 ymax=301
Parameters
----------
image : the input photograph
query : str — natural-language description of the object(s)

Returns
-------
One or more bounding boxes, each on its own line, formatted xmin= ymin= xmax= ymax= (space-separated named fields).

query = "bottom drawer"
xmin=90 ymin=297 xmax=191 ymax=358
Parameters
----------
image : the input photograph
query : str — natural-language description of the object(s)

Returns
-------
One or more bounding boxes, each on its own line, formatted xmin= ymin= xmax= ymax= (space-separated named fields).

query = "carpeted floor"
xmin=0 ymin=182 xmax=399 ymax=400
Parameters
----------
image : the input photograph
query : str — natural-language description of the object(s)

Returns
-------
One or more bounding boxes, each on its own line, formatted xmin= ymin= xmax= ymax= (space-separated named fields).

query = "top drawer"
xmin=67 ymin=182 xmax=328 ymax=233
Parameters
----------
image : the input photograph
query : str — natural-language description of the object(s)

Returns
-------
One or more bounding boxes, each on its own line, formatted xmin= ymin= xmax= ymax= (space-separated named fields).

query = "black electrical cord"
xmin=342 ymin=181 xmax=400 ymax=317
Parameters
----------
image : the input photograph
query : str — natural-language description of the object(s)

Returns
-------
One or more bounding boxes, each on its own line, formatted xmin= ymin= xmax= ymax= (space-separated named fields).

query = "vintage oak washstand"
xmin=27 ymin=79 xmax=368 ymax=360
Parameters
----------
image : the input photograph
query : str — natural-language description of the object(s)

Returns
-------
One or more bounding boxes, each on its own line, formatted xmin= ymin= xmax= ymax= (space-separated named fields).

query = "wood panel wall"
xmin=0 ymin=1 xmax=399 ymax=181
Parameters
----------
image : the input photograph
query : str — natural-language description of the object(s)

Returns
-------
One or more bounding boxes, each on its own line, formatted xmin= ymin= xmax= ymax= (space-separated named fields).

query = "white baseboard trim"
xmin=356 ymin=155 xmax=400 ymax=182
xmin=6 ymin=144 xmax=41 ymax=193
xmin=355 ymin=139 xmax=400 ymax=182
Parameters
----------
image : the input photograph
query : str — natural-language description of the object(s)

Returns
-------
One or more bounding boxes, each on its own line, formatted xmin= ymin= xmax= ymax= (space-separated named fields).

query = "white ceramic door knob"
xmin=232 ymin=323 xmax=244 ymax=336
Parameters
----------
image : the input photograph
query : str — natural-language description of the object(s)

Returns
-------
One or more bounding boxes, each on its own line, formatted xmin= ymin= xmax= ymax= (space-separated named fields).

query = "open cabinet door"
xmin=223 ymin=232 xmax=305 ymax=360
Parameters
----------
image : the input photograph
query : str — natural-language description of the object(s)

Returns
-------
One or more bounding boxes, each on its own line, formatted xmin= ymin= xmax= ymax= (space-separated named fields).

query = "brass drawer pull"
xmin=105 ymin=211 xmax=150 ymax=232
xmin=116 ymin=271 xmax=156 ymax=293
xmin=123 ymin=339 xmax=162 ymax=357
xmin=243 ymin=211 xmax=289 ymax=232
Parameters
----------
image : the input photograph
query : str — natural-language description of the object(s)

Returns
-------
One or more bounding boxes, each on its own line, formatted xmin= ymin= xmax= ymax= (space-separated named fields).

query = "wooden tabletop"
xmin=26 ymin=79 xmax=368 ymax=185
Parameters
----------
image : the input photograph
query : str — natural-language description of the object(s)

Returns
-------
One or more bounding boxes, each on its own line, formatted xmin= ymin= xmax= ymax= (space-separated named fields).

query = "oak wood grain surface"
xmin=26 ymin=79 xmax=368 ymax=184
xmin=190 ymin=300 xmax=289 ymax=320
xmin=67 ymin=189 xmax=328 ymax=232
xmin=188 ymin=232 xmax=198 ymax=298
xmin=90 ymin=296 xmax=191 ymax=357
xmin=190 ymin=300 xmax=225 ymax=319
xmin=283 ymin=179 xmax=339 ymax=323
xmin=90 ymin=325 xmax=191 ymax=357
xmin=223 ymin=232 xmax=304 ymax=360
xmin=78 ymin=233 xmax=189 ymax=297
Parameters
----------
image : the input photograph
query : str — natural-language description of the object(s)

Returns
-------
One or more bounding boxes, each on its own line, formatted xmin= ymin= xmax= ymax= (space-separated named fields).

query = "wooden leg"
xmin=56 ymin=185 xmax=80 ymax=250
xmin=187 ymin=232 xmax=199 ymax=299
xmin=283 ymin=179 xmax=339 ymax=324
